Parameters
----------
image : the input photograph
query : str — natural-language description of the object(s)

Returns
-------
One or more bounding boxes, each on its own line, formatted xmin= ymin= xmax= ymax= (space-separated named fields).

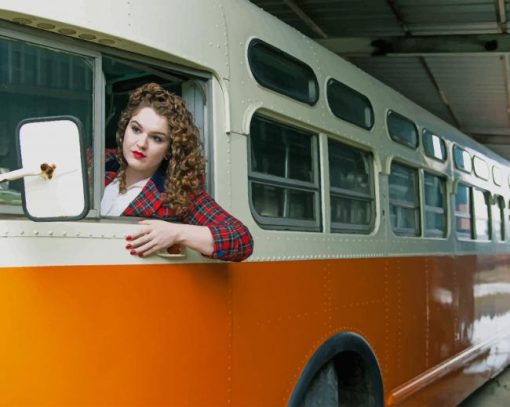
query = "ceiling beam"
xmin=473 ymin=133 xmax=510 ymax=145
xmin=283 ymin=0 xmax=327 ymax=39
xmin=495 ymin=0 xmax=507 ymax=34
xmin=317 ymin=34 xmax=510 ymax=56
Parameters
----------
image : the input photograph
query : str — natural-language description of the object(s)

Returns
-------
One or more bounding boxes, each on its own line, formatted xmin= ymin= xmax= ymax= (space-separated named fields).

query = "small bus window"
xmin=424 ymin=172 xmax=447 ymax=237
xmin=327 ymin=79 xmax=374 ymax=130
xmin=248 ymin=40 xmax=318 ymax=105
xmin=0 ymin=34 xmax=94 ymax=210
xmin=493 ymin=166 xmax=502 ymax=186
xmin=473 ymin=156 xmax=489 ymax=180
xmin=455 ymin=184 xmax=472 ymax=239
xmin=473 ymin=188 xmax=490 ymax=240
xmin=389 ymin=162 xmax=420 ymax=236
xmin=249 ymin=115 xmax=320 ymax=231
xmin=422 ymin=129 xmax=447 ymax=161
xmin=493 ymin=195 xmax=505 ymax=241
xmin=328 ymin=139 xmax=374 ymax=233
xmin=453 ymin=145 xmax=472 ymax=173
xmin=387 ymin=111 xmax=418 ymax=149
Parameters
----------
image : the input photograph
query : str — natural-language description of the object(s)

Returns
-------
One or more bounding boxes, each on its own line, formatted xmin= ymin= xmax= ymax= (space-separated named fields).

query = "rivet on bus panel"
xmin=33 ymin=231 xmax=39 ymax=236
xmin=13 ymin=18 xmax=32 ymax=25
xmin=48 ymin=231 xmax=53 ymax=236
xmin=37 ymin=23 xmax=55 ymax=30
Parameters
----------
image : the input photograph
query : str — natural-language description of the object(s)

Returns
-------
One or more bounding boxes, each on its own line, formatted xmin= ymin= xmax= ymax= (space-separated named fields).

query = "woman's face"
xmin=122 ymin=107 xmax=170 ymax=177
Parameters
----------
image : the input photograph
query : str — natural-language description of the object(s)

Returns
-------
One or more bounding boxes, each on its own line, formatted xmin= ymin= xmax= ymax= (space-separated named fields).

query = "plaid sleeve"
xmin=183 ymin=190 xmax=253 ymax=262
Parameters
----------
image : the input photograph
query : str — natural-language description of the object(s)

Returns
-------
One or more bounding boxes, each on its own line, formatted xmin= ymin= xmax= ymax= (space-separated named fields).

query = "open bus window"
xmin=328 ymin=139 xmax=374 ymax=233
xmin=388 ymin=162 xmax=420 ymax=236
xmin=0 ymin=34 xmax=93 ymax=210
xmin=248 ymin=115 xmax=321 ymax=231
xmin=424 ymin=172 xmax=447 ymax=238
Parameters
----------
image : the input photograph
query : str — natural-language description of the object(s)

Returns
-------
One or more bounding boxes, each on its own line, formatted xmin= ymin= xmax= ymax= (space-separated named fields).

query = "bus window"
xmin=493 ymin=195 xmax=505 ymax=241
xmin=249 ymin=115 xmax=320 ymax=231
xmin=422 ymin=129 xmax=447 ymax=161
xmin=387 ymin=111 xmax=418 ymax=149
xmin=473 ymin=188 xmax=490 ymax=240
xmin=473 ymin=156 xmax=489 ymax=180
xmin=424 ymin=172 xmax=447 ymax=238
xmin=328 ymin=139 xmax=374 ymax=233
xmin=453 ymin=145 xmax=472 ymax=173
xmin=248 ymin=39 xmax=318 ymax=105
xmin=492 ymin=166 xmax=502 ymax=186
xmin=455 ymin=183 xmax=472 ymax=239
xmin=388 ymin=162 xmax=420 ymax=236
xmin=0 ymin=34 xmax=93 ymax=210
xmin=326 ymin=79 xmax=374 ymax=130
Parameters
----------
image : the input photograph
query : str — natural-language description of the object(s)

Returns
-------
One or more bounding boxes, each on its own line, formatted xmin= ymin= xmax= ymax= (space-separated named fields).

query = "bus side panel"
xmin=0 ymin=263 xmax=230 ymax=406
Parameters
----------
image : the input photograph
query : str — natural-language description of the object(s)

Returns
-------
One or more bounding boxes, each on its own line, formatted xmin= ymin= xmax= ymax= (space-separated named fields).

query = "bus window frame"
xmin=327 ymin=138 xmax=375 ymax=234
xmin=247 ymin=114 xmax=322 ymax=232
xmin=247 ymin=38 xmax=319 ymax=106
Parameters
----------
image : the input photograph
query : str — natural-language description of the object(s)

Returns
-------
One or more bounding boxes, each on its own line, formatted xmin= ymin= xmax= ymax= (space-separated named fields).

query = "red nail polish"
xmin=126 ymin=244 xmax=132 ymax=249
xmin=130 ymin=249 xmax=136 ymax=255
xmin=126 ymin=235 xmax=133 ymax=241
xmin=138 ymin=253 xmax=144 ymax=258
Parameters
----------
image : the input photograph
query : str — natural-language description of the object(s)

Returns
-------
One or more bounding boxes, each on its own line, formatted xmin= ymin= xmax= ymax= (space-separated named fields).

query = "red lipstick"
xmin=132 ymin=151 xmax=145 ymax=159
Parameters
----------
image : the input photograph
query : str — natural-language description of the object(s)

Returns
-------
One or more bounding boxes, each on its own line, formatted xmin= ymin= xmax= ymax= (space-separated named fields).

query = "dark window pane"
xmin=424 ymin=172 xmax=446 ymax=237
xmin=327 ymin=79 xmax=373 ymax=129
xmin=250 ymin=116 xmax=314 ymax=183
xmin=251 ymin=182 xmax=315 ymax=220
xmin=248 ymin=40 xmax=318 ymax=104
xmin=387 ymin=111 xmax=418 ymax=148
xmin=329 ymin=140 xmax=371 ymax=195
xmin=331 ymin=196 xmax=372 ymax=226
xmin=389 ymin=162 xmax=420 ymax=235
xmin=455 ymin=184 xmax=471 ymax=238
xmin=453 ymin=146 xmax=472 ymax=173
xmin=0 ymin=35 xmax=93 ymax=208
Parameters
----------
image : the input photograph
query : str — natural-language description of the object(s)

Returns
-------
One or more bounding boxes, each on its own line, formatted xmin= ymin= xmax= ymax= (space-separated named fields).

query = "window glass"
xmin=473 ymin=189 xmax=490 ymax=240
xmin=0 ymin=35 xmax=93 ymax=208
xmin=249 ymin=115 xmax=320 ymax=230
xmin=328 ymin=139 xmax=374 ymax=233
xmin=455 ymin=184 xmax=472 ymax=239
xmin=387 ymin=111 xmax=418 ymax=148
xmin=473 ymin=156 xmax=489 ymax=180
xmin=493 ymin=196 xmax=505 ymax=242
xmin=493 ymin=166 xmax=502 ymax=186
xmin=422 ymin=129 xmax=447 ymax=161
xmin=453 ymin=145 xmax=472 ymax=173
xmin=424 ymin=172 xmax=447 ymax=237
xmin=327 ymin=79 xmax=373 ymax=129
xmin=388 ymin=162 xmax=420 ymax=235
xmin=248 ymin=40 xmax=318 ymax=105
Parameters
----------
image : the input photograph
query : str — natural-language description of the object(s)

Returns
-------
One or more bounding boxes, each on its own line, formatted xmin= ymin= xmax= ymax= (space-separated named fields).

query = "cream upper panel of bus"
xmin=0 ymin=0 xmax=229 ymax=78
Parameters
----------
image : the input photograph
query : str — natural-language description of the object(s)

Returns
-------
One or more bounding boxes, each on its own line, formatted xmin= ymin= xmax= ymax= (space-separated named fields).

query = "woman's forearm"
xmin=176 ymin=224 xmax=214 ymax=257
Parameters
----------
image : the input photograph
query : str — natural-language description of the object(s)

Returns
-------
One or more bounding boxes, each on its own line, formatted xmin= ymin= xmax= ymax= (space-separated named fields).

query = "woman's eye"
xmin=152 ymin=136 xmax=163 ymax=143
xmin=131 ymin=125 xmax=141 ymax=134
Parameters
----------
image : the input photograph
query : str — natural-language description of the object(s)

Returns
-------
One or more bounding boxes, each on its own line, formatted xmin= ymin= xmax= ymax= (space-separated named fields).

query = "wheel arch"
xmin=288 ymin=331 xmax=384 ymax=406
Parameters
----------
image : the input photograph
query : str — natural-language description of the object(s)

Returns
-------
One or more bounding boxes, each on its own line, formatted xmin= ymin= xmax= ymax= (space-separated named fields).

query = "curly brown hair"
xmin=116 ymin=82 xmax=205 ymax=216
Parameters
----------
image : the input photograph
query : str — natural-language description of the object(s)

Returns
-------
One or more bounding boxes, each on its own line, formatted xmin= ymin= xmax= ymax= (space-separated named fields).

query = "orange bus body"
xmin=1 ymin=255 xmax=509 ymax=405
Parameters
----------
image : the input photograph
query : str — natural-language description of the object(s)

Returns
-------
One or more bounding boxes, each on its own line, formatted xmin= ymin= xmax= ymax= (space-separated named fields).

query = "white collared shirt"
xmin=100 ymin=177 xmax=150 ymax=216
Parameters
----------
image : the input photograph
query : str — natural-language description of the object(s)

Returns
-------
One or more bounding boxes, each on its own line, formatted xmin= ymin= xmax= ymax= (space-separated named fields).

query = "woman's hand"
xmin=126 ymin=219 xmax=214 ymax=257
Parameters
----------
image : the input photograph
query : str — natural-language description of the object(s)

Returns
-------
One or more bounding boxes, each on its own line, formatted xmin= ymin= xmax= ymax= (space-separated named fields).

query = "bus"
xmin=1 ymin=0 xmax=510 ymax=405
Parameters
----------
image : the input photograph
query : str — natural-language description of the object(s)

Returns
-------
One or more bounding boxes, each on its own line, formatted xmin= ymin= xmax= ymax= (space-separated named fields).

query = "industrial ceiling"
xmin=248 ymin=0 xmax=510 ymax=160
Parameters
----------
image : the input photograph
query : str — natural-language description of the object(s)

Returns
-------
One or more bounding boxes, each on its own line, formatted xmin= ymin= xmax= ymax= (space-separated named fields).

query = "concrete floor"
xmin=459 ymin=367 xmax=510 ymax=406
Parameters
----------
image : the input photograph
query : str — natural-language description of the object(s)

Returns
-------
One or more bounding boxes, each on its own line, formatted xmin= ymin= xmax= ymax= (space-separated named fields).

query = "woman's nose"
xmin=136 ymin=134 xmax=148 ymax=149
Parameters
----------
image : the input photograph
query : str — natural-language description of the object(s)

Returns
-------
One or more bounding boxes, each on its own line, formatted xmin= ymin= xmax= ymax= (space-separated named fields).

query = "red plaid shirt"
xmin=105 ymin=150 xmax=253 ymax=262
